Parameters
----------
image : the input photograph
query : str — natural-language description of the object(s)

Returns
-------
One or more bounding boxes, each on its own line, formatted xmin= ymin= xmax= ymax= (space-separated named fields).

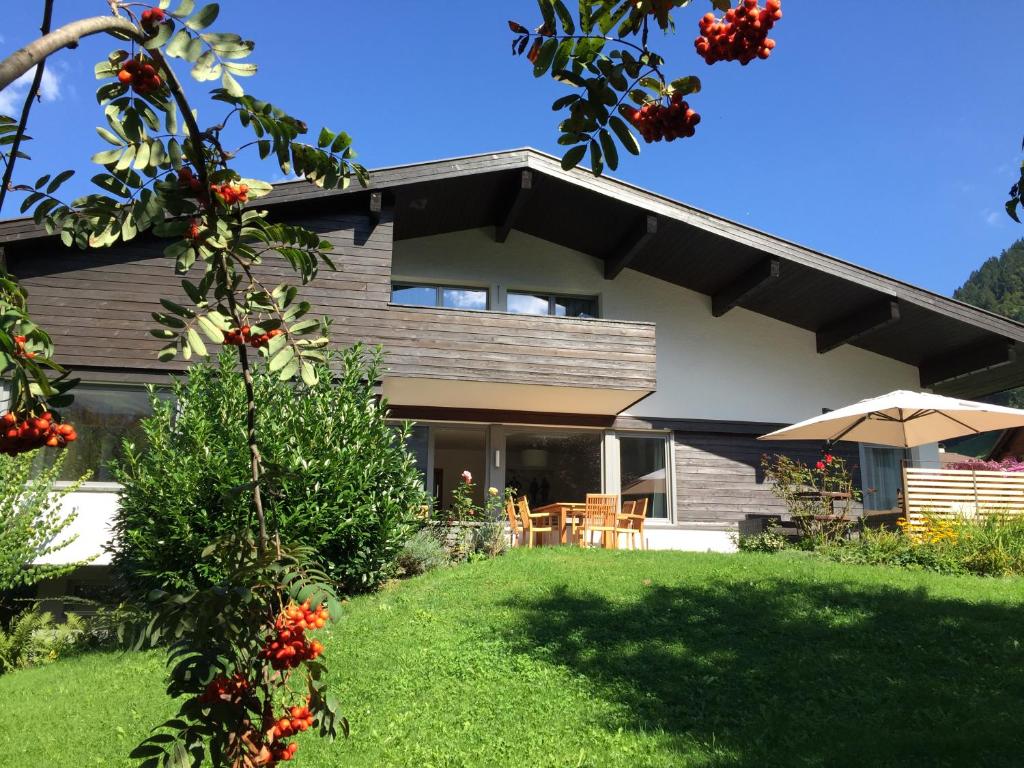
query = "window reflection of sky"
xmin=442 ymin=288 xmax=487 ymax=310
xmin=507 ymin=293 xmax=549 ymax=315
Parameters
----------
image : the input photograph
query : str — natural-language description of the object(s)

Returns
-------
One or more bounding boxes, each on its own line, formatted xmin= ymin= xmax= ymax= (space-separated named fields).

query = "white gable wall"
xmin=392 ymin=228 xmax=920 ymax=424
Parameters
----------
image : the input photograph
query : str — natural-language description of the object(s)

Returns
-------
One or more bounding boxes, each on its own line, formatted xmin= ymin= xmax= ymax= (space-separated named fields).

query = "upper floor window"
xmin=391 ymin=282 xmax=488 ymax=311
xmin=507 ymin=291 xmax=598 ymax=318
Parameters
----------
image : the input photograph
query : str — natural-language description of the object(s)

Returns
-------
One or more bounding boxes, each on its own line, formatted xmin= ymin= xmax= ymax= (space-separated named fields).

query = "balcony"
xmin=376 ymin=305 xmax=656 ymax=417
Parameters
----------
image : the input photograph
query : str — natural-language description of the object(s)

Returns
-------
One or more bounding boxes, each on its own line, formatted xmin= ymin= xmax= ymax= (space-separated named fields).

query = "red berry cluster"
xmin=695 ymin=0 xmax=781 ymax=65
xmin=176 ymin=167 xmax=249 ymax=206
xmin=12 ymin=335 xmax=35 ymax=360
xmin=258 ymin=600 xmax=328 ymax=671
xmin=212 ymin=182 xmax=249 ymax=206
xmin=268 ymin=740 xmax=300 ymax=764
xmin=223 ymin=326 xmax=284 ymax=349
xmin=197 ymin=674 xmax=251 ymax=706
xmin=626 ymin=93 xmax=701 ymax=143
xmin=0 ymin=411 xmax=77 ymax=456
xmin=140 ymin=7 xmax=166 ymax=30
xmin=117 ymin=58 xmax=163 ymax=95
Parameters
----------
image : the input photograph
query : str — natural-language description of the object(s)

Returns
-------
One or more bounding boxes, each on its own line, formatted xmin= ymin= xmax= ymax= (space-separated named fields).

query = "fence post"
xmin=972 ymin=470 xmax=979 ymax=514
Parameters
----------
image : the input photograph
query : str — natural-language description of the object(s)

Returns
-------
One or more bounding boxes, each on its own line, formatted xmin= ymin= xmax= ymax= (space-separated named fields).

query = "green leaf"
xmin=220 ymin=70 xmax=244 ymax=97
xmin=186 ymin=327 xmax=207 ymax=357
xmin=185 ymin=3 xmax=219 ymax=30
xmin=669 ymin=76 xmax=701 ymax=96
xmin=91 ymin=148 xmax=123 ymax=165
xmin=560 ymin=144 xmax=586 ymax=171
xmin=609 ymin=115 xmax=640 ymax=156
xmin=598 ymin=128 xmax=618 ymax=171
xmin=277 ymin=358 xmax=299 ymax=381
xmin=269 ymin=345 xmax=295 ymax=372
xmin=168 ymin=0 xmax=196 ymax=17
xmin=197 ymin=315 xmax=224 ymax=343
xmin=165 ymin=29 xmax=192 ymax=59
xmin=588 ymin=138 xmax=603 ymax=176
xmin=532 ymin=38 xmax=559 ymax=78
xmin=554 ymin=0 xmax=575 ymax=34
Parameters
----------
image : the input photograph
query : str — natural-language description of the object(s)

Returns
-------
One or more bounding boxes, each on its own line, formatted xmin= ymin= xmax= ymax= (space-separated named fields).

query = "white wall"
xmin=35 ymin=490 xmax=117 ymax=566
xmin=392 ymin=228 xmax=921 ymax=424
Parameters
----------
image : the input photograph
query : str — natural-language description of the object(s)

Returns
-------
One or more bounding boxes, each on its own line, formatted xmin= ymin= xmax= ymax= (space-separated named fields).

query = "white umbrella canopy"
xmin=758 ymin=390 xmax=1024 ymax=448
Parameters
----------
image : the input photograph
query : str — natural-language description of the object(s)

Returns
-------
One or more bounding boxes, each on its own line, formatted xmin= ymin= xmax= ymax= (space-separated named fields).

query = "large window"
xmin=507 ymin=291 xmax=597 ymax=318
xmin=391 ymin=282 xmax=488 ymax=311
xmin=39 ymin=385 xmax=156 ymax=483
xmin=620 ymin=434 xmax=670 ymax=519
xmin=505 ymin=430 xmax=602 ymax=509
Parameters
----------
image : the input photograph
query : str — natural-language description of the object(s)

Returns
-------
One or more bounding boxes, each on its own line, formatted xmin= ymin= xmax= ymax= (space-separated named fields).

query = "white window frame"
xmin=614 ymin=429 xmax=675 ymax=525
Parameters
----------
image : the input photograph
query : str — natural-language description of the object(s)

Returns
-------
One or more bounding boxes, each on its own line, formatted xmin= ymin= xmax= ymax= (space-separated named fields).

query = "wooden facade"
xmin=673 ymin=431 xmax=862 ymax=526
xmin=5 ymin=209 xmax=655 ymax=397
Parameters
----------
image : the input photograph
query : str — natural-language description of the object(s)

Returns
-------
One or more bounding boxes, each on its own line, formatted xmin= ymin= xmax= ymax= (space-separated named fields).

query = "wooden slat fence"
xmin=902 ymin=466 xmax=1024 ymax=532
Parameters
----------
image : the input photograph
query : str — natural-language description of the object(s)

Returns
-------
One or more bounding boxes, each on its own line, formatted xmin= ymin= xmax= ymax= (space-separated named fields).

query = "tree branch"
xmin=0 ymin=15 xmax=142 ymax=92
xmin=0 ymin=0 xmax=55 ymax=216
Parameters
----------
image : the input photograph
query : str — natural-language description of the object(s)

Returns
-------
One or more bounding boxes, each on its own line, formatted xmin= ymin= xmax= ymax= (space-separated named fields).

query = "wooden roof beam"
xmin=495 ymin=169 xmax=534 ymax=243
xmin=816 ymin=298 xmax=901 ymax=354
xmin=605 ymin=214 xmax=658 ymax=280
xmin=920 ymin=338 xmax=1016 ymax=388
xmin=368 ymin=191 xmax=383 ymax=228
xmin=711 ymin=257 xmax=781 ymax=317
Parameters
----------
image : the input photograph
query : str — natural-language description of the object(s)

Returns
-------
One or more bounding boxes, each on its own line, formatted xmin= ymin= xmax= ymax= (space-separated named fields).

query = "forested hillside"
xmin=954 ymin=239 xmax=1024 ymax=410
xmin=954 ymin=239 xmax=1024 ymax=320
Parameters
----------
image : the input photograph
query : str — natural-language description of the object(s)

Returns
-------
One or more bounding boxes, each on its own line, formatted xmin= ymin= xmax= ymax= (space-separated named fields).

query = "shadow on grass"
xmin=503 ymin=575 xmax=1024 ymax=767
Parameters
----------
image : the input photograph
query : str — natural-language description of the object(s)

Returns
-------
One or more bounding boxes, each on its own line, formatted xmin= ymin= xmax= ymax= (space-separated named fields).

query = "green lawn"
xmin=3 ymin=549 xmax=1024 ymax=767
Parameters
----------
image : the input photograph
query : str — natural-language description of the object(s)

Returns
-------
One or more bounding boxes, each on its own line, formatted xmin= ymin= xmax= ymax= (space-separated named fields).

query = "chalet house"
xmin=4 ymin=148 xmax=1024 ymax=558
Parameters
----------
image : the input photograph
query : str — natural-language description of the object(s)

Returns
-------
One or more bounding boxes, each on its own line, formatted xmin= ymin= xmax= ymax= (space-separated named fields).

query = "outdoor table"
xmin=532 ymin=502 xmax=621 ymax=548
xmin=532 ymin=502 xmax=586 ymax=546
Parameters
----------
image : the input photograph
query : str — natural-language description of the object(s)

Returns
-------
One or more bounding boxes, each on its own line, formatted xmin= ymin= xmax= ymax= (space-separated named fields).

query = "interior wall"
xmin=392 ymin=228 xmax=921 ymax=425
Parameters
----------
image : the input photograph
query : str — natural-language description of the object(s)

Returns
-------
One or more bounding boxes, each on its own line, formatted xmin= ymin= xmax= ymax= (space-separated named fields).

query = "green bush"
xmin=396 ymin=528 xmax=449 ymax=577
xmin=110 ymin=345 xmax=429 ymax=596
xmin=0 ymin=450 xmax=91 ymax=611
xmin=820 ymin=515 xmax=1024 ymax=577
xmin=735 ymin=531 xmax=789 ymax=553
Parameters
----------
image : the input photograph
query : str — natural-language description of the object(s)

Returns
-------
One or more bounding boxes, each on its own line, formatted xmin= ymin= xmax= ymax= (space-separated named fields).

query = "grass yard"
xmin=3 ymin=548 xmax=1024 ymax=767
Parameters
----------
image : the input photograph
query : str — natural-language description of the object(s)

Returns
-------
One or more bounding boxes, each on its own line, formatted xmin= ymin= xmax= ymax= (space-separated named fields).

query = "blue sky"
xmin=2 ymin=0 xmax=1023 ymax=296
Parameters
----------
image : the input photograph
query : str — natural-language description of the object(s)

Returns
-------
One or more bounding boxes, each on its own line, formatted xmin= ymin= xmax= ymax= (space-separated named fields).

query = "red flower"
xmin=815 ymin=461 xmax=826 ymax=470
xmin=824 ymin=454 xmax=834 ymax=464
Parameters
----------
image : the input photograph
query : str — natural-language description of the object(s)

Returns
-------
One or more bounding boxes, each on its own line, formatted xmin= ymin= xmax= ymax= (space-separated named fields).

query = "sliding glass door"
xmin=504 ymin=430 xmax=602 ymax=508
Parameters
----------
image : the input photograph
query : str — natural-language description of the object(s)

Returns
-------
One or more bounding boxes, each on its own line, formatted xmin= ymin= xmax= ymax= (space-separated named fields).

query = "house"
xmin=4 ymin=148 xmax=1024 ymax=559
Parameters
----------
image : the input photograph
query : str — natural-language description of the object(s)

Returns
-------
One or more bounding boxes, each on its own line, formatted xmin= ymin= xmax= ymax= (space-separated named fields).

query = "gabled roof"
xmin=3 ymin=148 xmax=1023 ymax=397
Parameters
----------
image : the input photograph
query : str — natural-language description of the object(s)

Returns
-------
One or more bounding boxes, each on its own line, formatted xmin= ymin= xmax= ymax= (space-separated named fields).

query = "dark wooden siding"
xmin=673 ymin=431 xmax=862 ymax=525
xmin=7 ymin=209 xmax=655 ymax=392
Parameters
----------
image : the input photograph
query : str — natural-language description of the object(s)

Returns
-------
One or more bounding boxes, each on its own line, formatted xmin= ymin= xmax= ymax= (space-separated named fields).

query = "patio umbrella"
xmin=758 ymin=390 xmax=1024 ymax=448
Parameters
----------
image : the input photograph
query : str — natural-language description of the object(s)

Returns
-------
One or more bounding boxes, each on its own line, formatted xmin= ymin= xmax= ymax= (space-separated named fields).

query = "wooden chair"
xmin=617 ymin=497 xmax=649 ymax=550
xmin=614 ymin=500 xmax=637 ymax=550
xmin=505 ymin=497 xmax=523 ymax=547
xmin=578 ymin=493 xmax=619 ymax=549
xmin=517 ymin=496 xmax=555 ymax=548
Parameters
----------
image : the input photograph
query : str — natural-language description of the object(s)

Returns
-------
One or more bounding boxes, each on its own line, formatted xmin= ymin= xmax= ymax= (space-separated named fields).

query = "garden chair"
xmin=577 ymin=493 xmax=619 ymax=548
xmin=506 ymin=497 xmax=524 ymax=547
xmin=517 ymin=496 xmax=555 ymax=548
xmin=616 ymin=498 xmax=649 ymax=550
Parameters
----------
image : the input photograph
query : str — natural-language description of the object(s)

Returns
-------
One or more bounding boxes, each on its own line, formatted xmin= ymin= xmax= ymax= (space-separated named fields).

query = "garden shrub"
xmin=0 ymin=450 xmax=91 ymax=614
xmin=761 ymin=452 xmax=860 ymax=542
xmin=820 ymin=513 xmax=1024 ymax=577
xmin=110 ymin=345 xmax=429 ymax=596
xmin=396 ymin=528 xmax=449 ymax=576
xmin=735 ymin=530 xmax=789 ymax=553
